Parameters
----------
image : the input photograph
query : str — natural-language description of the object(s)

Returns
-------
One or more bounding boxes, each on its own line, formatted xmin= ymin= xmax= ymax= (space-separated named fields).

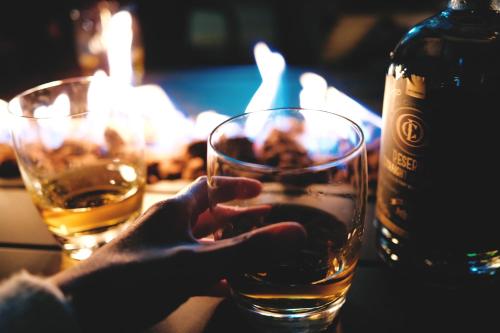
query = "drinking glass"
xmin=8 ymin=77 xmax=146 ymax=260
xmin=207 ymin=108 xmax=367 ymax=331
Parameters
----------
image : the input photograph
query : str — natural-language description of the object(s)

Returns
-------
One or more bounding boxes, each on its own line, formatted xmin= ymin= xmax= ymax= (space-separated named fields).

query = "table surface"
xmin=1 ymin=68 xmax=498 ymax=333
xmin=1 ymin=182 xmax=498 ymax=333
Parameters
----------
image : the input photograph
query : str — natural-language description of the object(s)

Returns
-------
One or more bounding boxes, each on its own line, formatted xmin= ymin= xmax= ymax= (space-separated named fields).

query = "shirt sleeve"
xmin=0 ymin=270 xmax=81 ymax=333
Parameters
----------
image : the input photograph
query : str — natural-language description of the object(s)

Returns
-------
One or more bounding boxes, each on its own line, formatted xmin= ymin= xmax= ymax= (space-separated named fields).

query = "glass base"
xmin=234 ymin=296 xmax=345 ymax=333
xmin=55 ymin=221 xmax=132 ymax=260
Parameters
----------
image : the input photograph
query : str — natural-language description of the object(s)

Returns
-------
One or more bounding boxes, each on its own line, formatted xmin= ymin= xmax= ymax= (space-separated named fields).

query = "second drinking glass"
xmin=8 ymin=76 xmax=146 ymax=260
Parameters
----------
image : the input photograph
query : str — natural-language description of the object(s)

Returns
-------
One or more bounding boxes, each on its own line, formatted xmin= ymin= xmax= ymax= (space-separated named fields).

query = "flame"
xmin=249 ymin=42 xmax=286 ymax=108
xmin=136 ymin=87 xmax=232 ymax=155
xmin=299 ymin=72 xmax=381 ymax=142
xmin=91 ymin=7 xmax=229 ymax=157
xmin=85 ymin=71 xmax=118 ymax=145
xmin=326 ymin=85 xmax=382 ymax=129
xmin=5 ymin=33 xmax=381 ymax=165
xmin=84 ymin=7 xmax=137 ymax=146
xmin=87 ymin=70 xmax=115 ymax=113
xmin=104 ymin=11 xmax=134 ymax=85
xmin=193 ymin=111 xmax=229 ymax=141
xmin=133 ymin=84 xmax=193 ymax=155
xmin=299 ymin=72 xmax=328 ymax=110
xmin=244 ymin=42 xmax=286 ymax=139
xmin=299 ymin=72 xmax=352 ymax=146
xmin=94 ymin=8 xmax=229 ymax=154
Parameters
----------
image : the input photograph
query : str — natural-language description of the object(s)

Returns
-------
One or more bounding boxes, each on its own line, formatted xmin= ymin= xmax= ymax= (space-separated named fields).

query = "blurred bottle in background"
xmin=70 ymin=0 xmax=145 ymax=84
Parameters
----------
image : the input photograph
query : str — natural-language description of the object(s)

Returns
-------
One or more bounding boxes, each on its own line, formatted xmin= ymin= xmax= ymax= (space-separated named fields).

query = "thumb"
xmin=195 ymin=222 xmax=307 ymax=276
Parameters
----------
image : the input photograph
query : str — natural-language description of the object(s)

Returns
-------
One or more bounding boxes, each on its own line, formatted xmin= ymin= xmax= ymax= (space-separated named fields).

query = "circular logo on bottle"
xmin=396 ymin=114 xmax=425 ymax=148
xmin=391 ymin=107 xmax=429 ymax=156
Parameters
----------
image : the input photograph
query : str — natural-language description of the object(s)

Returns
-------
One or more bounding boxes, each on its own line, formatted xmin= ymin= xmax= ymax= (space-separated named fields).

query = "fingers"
xmin=175 ymin=177 xmax=209 ymax=219
xmin=192 ymin=204 xmax=271 ymax=238
xmin=123 ymin=176 xmax=263 ymax=245
xmin=208 ymin=176 xmax=262 ymax=205
xmin=197 ymin=279 xmax=231 ymax=297
xmin=176 ymin=176 xmax=263 ymax=223
xmin=193 ymin=222 xmax=307 ymax=276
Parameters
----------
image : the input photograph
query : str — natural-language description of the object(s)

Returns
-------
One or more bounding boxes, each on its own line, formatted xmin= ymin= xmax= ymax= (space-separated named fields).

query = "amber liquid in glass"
xmin=27 ymin=162 xmax=145 ymax=238
xmin=222 ymin=203 xmax=362 ymax=312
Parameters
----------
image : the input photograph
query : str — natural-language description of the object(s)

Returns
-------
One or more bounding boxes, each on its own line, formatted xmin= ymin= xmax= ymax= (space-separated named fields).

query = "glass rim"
xmin=208 ymin=107 xmax=366 ymax=174
xmin=8 ymin=76 xmax=93 ymax=119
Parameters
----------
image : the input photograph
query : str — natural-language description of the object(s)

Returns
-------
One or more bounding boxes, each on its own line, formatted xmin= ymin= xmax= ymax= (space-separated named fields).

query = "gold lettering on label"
xmin=392 ymin=150 xmax=417 ymax=172
xmin=383 ymin=156 xmax=406 ymax=179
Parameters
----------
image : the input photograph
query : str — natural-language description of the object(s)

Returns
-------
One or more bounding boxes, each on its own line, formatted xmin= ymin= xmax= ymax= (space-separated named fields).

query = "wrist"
xmin=0 ymin=271 xmax=81 ymax=332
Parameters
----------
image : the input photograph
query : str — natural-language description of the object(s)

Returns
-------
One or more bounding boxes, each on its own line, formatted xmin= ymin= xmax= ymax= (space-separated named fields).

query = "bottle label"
xmin=376 ymin=71 xmax=431 ymax=237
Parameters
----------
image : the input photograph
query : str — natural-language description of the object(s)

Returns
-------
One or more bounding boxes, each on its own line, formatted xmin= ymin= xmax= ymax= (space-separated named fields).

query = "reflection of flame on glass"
xmin=73 ymin=0 xmax=144 ymax=85
xmin=32 ymin=93 xmax=71 ymax=149
xmin=33 ymin=93 xmax=71 ymax=119
xmin=244 ymin=42 xmax=286 ymax=140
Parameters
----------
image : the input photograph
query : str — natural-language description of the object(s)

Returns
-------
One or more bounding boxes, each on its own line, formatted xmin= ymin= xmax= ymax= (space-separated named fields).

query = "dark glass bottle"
xmin=375 ymin=0 xmax=500 ymax=284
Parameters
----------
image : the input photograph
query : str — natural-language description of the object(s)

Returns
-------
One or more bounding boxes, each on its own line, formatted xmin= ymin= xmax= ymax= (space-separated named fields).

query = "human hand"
xmin=49 ymin=176 xmax=306 ymax=333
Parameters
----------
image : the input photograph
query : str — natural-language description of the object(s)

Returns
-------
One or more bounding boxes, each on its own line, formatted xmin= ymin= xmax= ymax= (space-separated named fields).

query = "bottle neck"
xmin=448 ymin=0 xmax=500 ymax=11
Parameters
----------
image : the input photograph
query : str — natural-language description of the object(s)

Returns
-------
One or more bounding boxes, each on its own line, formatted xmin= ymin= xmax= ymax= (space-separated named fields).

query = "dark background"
xmin=0 ymin=0 xmax=446 ymax=111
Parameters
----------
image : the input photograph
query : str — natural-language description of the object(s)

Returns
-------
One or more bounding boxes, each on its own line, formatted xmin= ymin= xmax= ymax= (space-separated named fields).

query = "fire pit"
xmin=0 ymin=43 xmax=381 ymax=194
